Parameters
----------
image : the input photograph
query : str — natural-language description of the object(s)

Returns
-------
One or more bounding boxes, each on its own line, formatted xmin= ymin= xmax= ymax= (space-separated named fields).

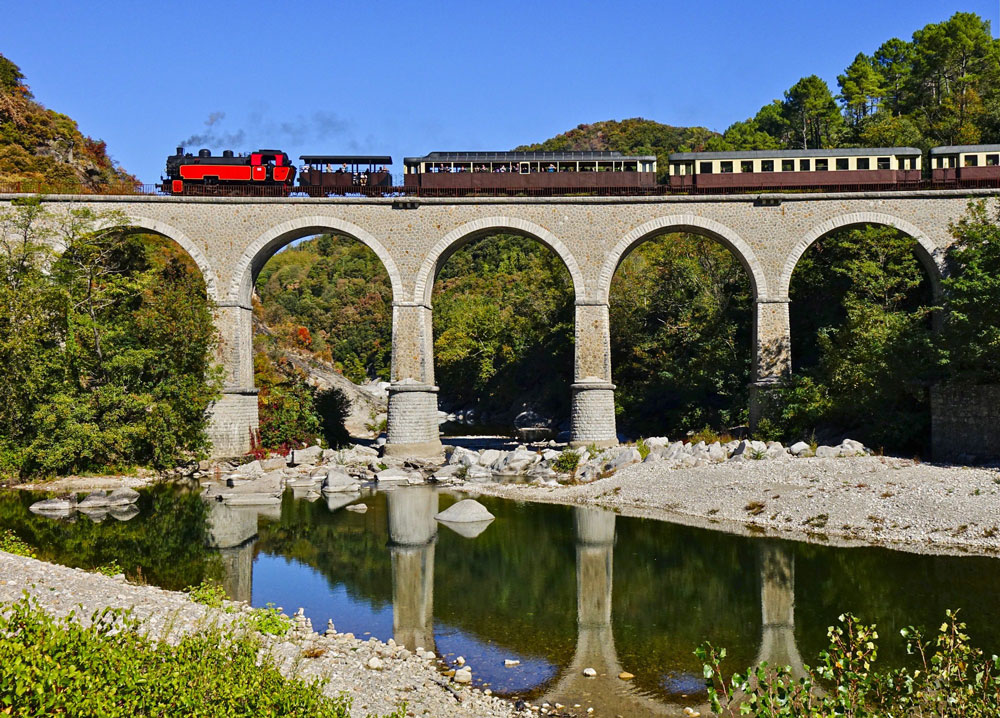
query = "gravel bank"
xmin=468 ymin=456 xmax=1000 ymax=557
xmin=0 ymin=553 xmax=527 ymax=718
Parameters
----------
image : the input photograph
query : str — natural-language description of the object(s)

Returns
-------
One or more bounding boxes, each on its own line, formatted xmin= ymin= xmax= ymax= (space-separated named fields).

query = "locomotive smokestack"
xmin=176 ymin=146 xmax=184 ymax=156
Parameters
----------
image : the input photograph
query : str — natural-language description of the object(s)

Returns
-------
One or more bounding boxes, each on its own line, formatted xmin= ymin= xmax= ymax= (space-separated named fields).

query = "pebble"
xmin=618 ymin=671 xmax=634 ymax=680
xmin=454 ymin=668 xmax=472 ymax=684
xmin=504 ymin=659 xmax=521 ymax=667
xmin=582 ymin=667 xmax=597 ymax=677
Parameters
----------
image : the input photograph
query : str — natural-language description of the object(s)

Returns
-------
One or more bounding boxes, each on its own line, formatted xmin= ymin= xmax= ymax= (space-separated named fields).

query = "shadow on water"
xmin=4 ymin=483 xmax=1000 ymax=716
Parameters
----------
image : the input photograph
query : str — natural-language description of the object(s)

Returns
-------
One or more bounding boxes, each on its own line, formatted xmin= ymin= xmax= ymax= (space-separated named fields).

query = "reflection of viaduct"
xmin=208 ymin=492 xmax=806 ymax=716
xmin=5 ymin=191 xmax=990 ymax=457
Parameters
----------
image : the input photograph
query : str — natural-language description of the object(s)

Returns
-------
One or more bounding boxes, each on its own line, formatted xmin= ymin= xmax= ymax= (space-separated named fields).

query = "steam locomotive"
xmin=161 ymin=144 xmax=1000 ymax=196
xmin=162 ymin=147 xmax=296 ymax=195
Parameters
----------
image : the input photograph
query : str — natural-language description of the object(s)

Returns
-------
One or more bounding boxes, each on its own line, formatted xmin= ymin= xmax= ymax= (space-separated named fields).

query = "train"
xmin=161 ymin=144 xmax=1000 ymax=196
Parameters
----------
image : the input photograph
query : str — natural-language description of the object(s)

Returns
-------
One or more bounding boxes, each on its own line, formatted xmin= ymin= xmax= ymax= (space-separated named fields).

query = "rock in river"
xmin=434 ymin=499 xmax=495 ymax=523
xmin=107 ymin=488 xmax=140 ymax=506
xmin=29 ymin=497 xmax=75 ymax=513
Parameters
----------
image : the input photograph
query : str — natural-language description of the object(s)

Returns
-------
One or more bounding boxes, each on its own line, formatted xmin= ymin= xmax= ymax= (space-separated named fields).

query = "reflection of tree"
xmin=794 ymin=542 xmax=1000 ymax=666
xmin=0 ymin=486 xmax=220 ymax=590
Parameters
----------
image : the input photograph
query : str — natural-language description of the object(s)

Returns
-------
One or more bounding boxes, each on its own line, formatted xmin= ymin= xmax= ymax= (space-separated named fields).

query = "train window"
xmin=987 ymin=155 xmax=999 ymax=166
xmin=857 ymin=158 xmax=870 ymax=170
xmin=816 ymin=159 xmax=829 ymax=171
xmin=781 ymin=160 xmax=794 ymax=171
xmin=720 ymin=161 xmax=733 ymax=173
xmin=836 ymin=158 xmax=850 ymax=170
xmin=761 ymin=160 xmax=774 ymax=172
xmin=799 ymin=159 xmax=811 ymax=171
xmin=741 ymin=161 xmax=754 ymax=173
xmin=965 ymin=155 xmax=979 ymax=167
xmin=877 ymin=157 xmax=890 ymax=169
xmin=699 ymin=162 xmax=713 ymax=174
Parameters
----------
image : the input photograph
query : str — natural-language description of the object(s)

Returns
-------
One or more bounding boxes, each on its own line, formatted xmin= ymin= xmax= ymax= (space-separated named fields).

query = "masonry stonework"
xmin=7 ymin=189 xmax=994 ymax=457
xmin=931 ymin=385 xmax=1000 ymax=462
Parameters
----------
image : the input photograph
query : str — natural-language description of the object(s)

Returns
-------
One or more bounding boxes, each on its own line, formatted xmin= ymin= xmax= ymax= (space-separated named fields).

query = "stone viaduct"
xmin=5 ymin=188 xmax=995 ymax=458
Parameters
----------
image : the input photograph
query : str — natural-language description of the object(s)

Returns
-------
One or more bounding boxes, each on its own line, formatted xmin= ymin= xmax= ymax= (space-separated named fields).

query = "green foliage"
xmin=698 ymin=611 xmax=1000 ymax=716
xmin=185 ymin=579 xmax=231 ymax=610
xmin=714 ymin=12 xmax=1000 ymax=150
xmin=245 ymin=603 xmax=292 ymax=636
xmin=940 ymin=200 xmax=1000 ymax=384
xmin=553 ymin=449 xmax=581 ymax=474
xmin=610 ymin=234 xmax=752 ymax=437
xmin=635 ymin=438 xmax=650 ymax=460
xmin=255 ymin=235 xmax=392 ymax=384
xmin=432 ymin=234 xmax=575 ymax=422
xmin=0 ymin=529 xmax=34 ymax=557
xmin=0 ymin=200 xmax=221 ymax=477
xmin=95 ymin=560 xmax=123 ymax=577
xmin=0 ymin=595 xmax=357 ymax=717
xmin=254 ymin=350 xmax=322 ymax=451
xmin=779 ymin=225 xmax=937 ymax=452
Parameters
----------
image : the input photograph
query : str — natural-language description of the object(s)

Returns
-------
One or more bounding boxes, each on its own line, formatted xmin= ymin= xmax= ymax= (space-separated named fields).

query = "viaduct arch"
xmin=0 ymin=189 xmax=987 ymax=457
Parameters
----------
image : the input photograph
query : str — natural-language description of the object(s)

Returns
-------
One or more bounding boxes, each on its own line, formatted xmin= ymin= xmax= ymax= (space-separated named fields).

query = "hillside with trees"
xmin=0 ymin=54 xmax=135 ymax=188
xmin=705 ymin=12 xmax=1000 ymax=152
xmin=517 ymin=118 xmax=716 ymax=181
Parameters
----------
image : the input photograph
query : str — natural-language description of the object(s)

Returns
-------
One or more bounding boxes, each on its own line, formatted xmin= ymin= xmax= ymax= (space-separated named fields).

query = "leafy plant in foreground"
xmin=698 ymin=611 xmax=1000 ymax=716
xmin=0 ymin=595 xmax=357 ymax=717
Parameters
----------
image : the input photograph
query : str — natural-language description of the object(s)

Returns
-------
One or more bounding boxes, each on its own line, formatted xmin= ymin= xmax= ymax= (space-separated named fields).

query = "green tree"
xmin=783 ymin=75 xmax=844 ymax=149
xmin=610 ymin=234 xmax=752 ymax=436
xmin=939 ymin=200 xmax=1000 ymax=383
xmin=0 ymin=200 xmax=220 ymax=477
xmin=783 ymin=225 xmax=938 ymax=451
xmin=838 ymin=53 xmax=884 ymax=127
xmin=873 ymin=38 xmax=913 ymax=116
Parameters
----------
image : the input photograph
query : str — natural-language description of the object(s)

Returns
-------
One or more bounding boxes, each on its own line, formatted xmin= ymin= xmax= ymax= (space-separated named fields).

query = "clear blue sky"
xmin=3 ymin=0 xmax=997 ymax=183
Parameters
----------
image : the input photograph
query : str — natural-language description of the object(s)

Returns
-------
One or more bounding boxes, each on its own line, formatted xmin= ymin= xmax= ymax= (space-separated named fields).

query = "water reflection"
xmin=196 ymin=487 xmax=1000 ymax=716
xmin=386 ymin=489 xmax=438 ymax=651
xmin=757 ymin=542 xmax=806 ymax=678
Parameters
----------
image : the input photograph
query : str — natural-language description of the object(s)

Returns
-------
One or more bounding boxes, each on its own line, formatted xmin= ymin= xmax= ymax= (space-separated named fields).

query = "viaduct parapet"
xmin=4 ymin=189 xmax=994 ymax=457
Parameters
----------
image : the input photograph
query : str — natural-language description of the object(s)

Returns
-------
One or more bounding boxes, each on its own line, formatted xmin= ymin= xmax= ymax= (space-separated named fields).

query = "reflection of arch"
xmin=114 ymin=215 xmax=220 ymax=301
xmin=780 ymin=213 xmax=944 ymax=300
xmin=598 ymin=215 xmax=767 ymax=302
xmin=229 ymin=216 xmax=404 ymax=305
xmin=412 ymin=217 xmax=585 ymax=305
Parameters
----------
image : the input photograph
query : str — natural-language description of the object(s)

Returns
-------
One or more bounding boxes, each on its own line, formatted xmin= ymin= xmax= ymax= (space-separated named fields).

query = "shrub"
xmin=697 ymin=610 xmax=1000 ymax=716
xmin=0 ymin=595 xmax=357 ymax=717
xmin=553 ymin=449 xmax=581 ymax=474
xmin=245 ymin=602 xmax=291 ymax=636
xmin=184 ymin=579 xmax=230 ymax=610
xmin=0 ymin=529 xmax=34 ymax=557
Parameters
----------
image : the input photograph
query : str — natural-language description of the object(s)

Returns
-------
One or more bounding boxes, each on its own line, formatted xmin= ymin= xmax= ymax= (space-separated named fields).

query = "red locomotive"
xmin=162 ymin=147 xmax=296 ymax=195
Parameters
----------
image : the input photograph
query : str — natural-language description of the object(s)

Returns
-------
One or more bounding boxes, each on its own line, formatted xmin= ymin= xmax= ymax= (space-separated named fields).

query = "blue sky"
xmin=3 ymin=1 xmax=997 ymax=183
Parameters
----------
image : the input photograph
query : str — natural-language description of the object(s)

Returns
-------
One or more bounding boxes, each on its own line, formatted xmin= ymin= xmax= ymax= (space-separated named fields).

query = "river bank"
xmin=0 ymin=551 xmax=528 ymax=718
xmin=469 ymin=455 xmax=1000 ymax=557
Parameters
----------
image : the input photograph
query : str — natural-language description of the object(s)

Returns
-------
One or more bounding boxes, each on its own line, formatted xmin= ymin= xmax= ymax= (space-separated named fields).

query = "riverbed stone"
xmin=435 ymin=499 xmax=495 ymax=523
xmin=107 ymin=487 xmax=140 ymax=506
xmin=78 ymin=491 xmax=110 ymax=509
xmin=478 ymin=449 xmax=501 ymax=466
xmin=815 ymin=445 xmax=839 ymax=458
xmin=789 ymin=441 xmax=811 ymax=456
xmin=465 ymin=464 xmax=493 ymax=481
xmin=290 ymin=445 xmax=323 ymax=466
